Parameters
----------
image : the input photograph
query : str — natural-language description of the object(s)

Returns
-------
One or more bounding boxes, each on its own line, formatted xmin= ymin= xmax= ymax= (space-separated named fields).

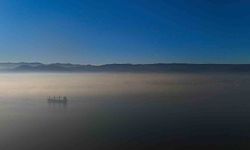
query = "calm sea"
xmin=0 ymin=73 xmax=250 ymax=150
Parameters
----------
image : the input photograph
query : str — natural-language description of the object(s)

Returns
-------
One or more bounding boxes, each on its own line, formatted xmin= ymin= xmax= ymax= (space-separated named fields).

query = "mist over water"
xmin=1 ymin=73 xmax=250 ymax=149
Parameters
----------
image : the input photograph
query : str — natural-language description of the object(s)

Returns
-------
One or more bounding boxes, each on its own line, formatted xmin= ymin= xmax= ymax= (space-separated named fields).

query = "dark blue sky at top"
xmin=0 ymin=0 xmax=249 ymax=64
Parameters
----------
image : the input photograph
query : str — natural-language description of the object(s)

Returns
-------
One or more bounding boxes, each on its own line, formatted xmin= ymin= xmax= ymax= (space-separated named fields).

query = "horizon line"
xmin=0 ymin=62 xmax=250 ymax=66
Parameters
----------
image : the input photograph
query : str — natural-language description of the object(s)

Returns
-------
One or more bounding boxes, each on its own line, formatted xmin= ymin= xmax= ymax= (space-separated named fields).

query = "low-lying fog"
xmin=0 ymin=73 xmax=250 ymax=150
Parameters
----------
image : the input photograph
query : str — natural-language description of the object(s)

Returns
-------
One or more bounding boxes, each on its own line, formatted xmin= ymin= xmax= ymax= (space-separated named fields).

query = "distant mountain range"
xmin=0 ymin=62 xmax=250 ymax=73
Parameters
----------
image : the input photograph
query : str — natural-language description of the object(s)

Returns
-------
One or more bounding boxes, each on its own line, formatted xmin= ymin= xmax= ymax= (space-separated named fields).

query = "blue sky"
xmin=0 ymin=0 xmax=250 ymax=64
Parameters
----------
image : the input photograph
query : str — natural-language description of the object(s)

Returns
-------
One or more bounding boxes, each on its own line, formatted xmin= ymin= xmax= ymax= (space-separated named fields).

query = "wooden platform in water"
xmin=48 ymin=96 xmax=68 ymax=103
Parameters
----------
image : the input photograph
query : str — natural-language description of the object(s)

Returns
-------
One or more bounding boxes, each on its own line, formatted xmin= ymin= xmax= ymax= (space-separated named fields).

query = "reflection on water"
xmin=0 ymin=73 xmax=250 ymax=149
xmin=48 ymin=100 xmax=67 ymax=109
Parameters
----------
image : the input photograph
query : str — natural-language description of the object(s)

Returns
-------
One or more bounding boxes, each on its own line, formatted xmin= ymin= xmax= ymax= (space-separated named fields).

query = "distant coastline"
xmin=0 ymin=62 xmax=250 ymax=73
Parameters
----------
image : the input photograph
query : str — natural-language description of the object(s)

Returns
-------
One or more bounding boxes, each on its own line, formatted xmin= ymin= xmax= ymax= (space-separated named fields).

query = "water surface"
xmin=0 ymin=73 xmax=250 ymax=150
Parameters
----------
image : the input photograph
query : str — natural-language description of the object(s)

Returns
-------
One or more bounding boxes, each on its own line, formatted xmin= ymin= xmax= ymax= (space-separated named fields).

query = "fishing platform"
xmin=48 ymin=96 xmax=68 ymax=103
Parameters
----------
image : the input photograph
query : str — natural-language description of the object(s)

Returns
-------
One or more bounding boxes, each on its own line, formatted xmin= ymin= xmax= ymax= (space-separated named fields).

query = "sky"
xmin=0 ymin=0 xmax=250 ymax=64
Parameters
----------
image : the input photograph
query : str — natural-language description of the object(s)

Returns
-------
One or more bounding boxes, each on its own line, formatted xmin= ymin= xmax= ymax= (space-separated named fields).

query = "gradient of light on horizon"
xmin=0 ymin=0 xmax=250 ymax=64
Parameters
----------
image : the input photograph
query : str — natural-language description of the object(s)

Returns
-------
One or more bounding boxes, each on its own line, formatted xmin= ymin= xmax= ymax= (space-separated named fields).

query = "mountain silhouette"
xmin=0 ymin=63 xmax=250 ymax=73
